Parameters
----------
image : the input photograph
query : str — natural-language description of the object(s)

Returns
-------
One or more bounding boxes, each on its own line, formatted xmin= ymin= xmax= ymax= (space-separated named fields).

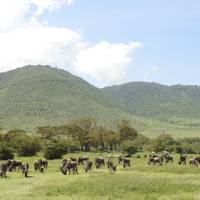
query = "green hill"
xmin=103 ymin=82 xmax=200 ymax=124
xmin=0 ymin=65 xmax=128 ymax=131
xmin=1 ymin=66 xmax=200 ymax=137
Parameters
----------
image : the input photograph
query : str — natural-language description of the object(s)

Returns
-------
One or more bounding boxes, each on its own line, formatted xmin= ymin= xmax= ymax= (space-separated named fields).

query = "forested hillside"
xmin=103 ymin=82 xmax=200 ymax=124
xmin=1 ymin=65 xmax=200 ymax=136
xmin=0 ymin=65 xmax=127 ymax=130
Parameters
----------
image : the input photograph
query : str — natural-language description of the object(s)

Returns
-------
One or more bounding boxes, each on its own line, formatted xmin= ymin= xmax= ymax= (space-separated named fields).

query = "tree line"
xmin=0 ymin=117 xmax=200 ymax=160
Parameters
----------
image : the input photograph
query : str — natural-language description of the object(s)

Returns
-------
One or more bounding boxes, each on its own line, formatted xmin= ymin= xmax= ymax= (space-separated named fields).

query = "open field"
xmin=126 ymin=115 xmax=200 ymax=138
xmin=1 ymin=153 xmax=200 ymax=200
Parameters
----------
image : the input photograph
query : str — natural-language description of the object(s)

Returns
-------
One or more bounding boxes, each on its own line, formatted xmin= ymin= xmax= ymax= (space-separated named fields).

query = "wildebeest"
xmin=60 ymin=159 xmax=78 ymax=175
xmin=0 ymin=163 xmax=8 ymax=178
xmin=118 ymin=156 xmax=131 ymax=168
xmin=153 ymin=156 xmax=163 ymax=165
xmin=84 ymin=160 xmax=93 ymax=173
xmin=107 ymin=157 xmax=116 ymax=172
xmin=148 ymin=154 xmax=163 ymax=166
xmin=178 ymin=154 xmax=187 ymax=165
xmin=21 ymin=163 xmax=29 ymax=178
xmin=8 ymin=160 xmax=22 ymax=171
xmin=95 ymin=157 xmax=105 ymax=169
xmin=189 ymin=158 xmax=198 ymax=167
xmin=34 ymin=159 xmax=48 ymax=172
xmin=194 ymin=156 xmax=200 ymax=164
xmin=78 ymin=156 xmax=89 ymax=165
xmin=118 ymin=155 xmax=123 ymax=164
xmin=148 ymin=155 xmax=154 ymax=165
xmin=163 ymin=154 xmax=174 ymax=164
xmin=123 ymin=158 xmax=131 ymax=168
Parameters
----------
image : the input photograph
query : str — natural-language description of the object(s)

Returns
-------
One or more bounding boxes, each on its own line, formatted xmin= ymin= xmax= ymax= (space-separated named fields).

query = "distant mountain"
xmin=0 ymin=65 xmax=127 ymax=131
xmin=1 ymin=65 xmax=200 ymax=136
xmin=103 ymin=82 xmax=200 ymax=122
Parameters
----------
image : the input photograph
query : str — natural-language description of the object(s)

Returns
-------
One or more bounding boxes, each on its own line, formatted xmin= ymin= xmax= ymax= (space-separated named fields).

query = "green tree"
xmin=118 ymin=120 xmax=138 ymax=141
xmin=3 ymin=129 xmax=40 ymax=156
xmin=0 ymin=143 xmax=14 ymax=160
xmin=149 ymin=134 xmax=176 ymax=152
xmin=68 ymin=117 xmax=97 ymax=151
xmin=43 ymin=139 xmax=66 ymax=159
xmin=121 ymin=140 xmax=138 ymax=156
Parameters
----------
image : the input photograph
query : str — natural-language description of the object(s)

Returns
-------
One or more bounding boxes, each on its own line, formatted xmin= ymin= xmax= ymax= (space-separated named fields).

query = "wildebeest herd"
xmin=1 ymin=152 xmax=200 ymax=179
xmin=0 ymin=155 xmax=130 ymax=178
xmin=148 ymin=151 xmax=200 ymax=167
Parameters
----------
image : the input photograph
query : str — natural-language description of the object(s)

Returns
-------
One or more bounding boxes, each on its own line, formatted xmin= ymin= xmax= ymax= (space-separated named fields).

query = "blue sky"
xmin=0 ymin=0 xmax=199 ymax=87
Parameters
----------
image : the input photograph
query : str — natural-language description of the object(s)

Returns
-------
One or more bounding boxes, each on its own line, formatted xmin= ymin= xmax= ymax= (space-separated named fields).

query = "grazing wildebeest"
xmin=0 ymin=163 xmax=8 ymax=178
xmin=153 ymin=156 xmax=163 ymax=165
xmin=123 ymin=158 xmax=131 ymax=168
xmin=194 ymin=156 xmax=200 ymax=164
xmin=118 ymin=156 xmax=131 ymax=168
xmin=84 ymin=160 xmax=93 ymax=173
xmin=148 ymin=155 xmax=155 ymax=165
xmin=60 ymin=159 xmax=78 ymax=175
xmin=148 ymin=154 xmax=163 ymax=166
xmin=34 ymin=159 xmax=48 ymax=172
xmin=78 ymin=156 xmax=89 ymax=165
xmin=95 ymin=157 xmax=105 ymax=169
xmin=107 ymin=157 xmax=116 ymax=172
xmin=21 ymin=163 xmax=29 ymax=178
xmin=164 ymin=155 xmax=174 ymax=164
xmin=9 ymin=160 xmax=22 ymax=171
xmin=189 ymin=158 xmax=198 ymax=167
xmin=179 ymin=154 xmax=187 ymax=165
xmin=118 ymin=155 xmax=123 ymax=164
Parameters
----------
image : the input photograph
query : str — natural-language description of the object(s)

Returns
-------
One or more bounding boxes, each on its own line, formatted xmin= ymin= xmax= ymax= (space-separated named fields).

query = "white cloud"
xmin=0 ymin=0 xmax=78 ymax=72
xmin=0 ymin=26 xmax=81 ymax=71
xmin=73 ymin=41 xmax=142 ymax=87
xmin=0 ymin=0 xmax=142 ymax=87
xmin=0 ymin=0 xmax=73 ymax=30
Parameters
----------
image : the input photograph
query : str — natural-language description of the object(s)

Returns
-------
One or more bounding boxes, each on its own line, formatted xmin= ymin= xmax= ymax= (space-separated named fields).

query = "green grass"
xmin=1 ymin=152 xmax=200 ymax=200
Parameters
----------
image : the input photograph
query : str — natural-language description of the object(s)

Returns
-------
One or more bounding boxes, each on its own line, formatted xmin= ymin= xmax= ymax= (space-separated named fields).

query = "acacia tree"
xmin=88 ymin=126 xmax=120 ymax=152
xmin=102 ymin=129 xmax=119 ymax=151
xmin=37 ymin=125 xmax=69 ymax=140
xmin=118 ymin=120 xmax=138 ymax=141
xmin=68 ymin=117 xmax=97 ymax=151
xmin=149 ymin=134 xmax=176 ymax=152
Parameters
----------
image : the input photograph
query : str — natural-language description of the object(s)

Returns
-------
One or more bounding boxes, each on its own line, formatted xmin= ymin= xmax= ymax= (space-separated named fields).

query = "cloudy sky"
xmin=0 ymin=0 xmax=199 ymax=87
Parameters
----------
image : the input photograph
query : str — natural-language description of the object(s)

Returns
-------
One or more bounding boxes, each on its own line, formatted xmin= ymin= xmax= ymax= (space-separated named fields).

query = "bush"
xmin=149 ymin=134 xmax=176 ymax=152
xmin=17 ymin=137 xmax=40 ymax=156
xmin=68 ymin=145 xmax=81 ymax=153
xmin=121 ymin=140 xmax=138 ymax=155
xmin=43 ymin=140 xmax=65 ymax=160
xmin=2 ymin=130 xmax=40 ymax=156
xmin=0 ymin=143 xmax=14 ymax=160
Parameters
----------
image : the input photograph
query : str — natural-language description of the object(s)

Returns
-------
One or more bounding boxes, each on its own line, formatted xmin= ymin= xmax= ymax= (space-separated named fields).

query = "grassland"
xmin=1 ymin=152 xmax=200 ymax=200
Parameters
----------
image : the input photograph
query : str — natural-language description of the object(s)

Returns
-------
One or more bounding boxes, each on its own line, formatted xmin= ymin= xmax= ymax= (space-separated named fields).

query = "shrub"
xmin=0 ymin=143 xmax=14 ymax=160
xmin=2 ymin=130 xmax=40 ymax=156
xmin=43 ymin=140 xmax=65 ymax=160
xmin=121 ymin=140 xmax=138 ymax=155
xmin=17 ymin=137 xmax=40 ymax=156
xmin=68 ymin=145 xmax=81 ymax=153
xmin=149 ymin=134 xmax=176 ymax=152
